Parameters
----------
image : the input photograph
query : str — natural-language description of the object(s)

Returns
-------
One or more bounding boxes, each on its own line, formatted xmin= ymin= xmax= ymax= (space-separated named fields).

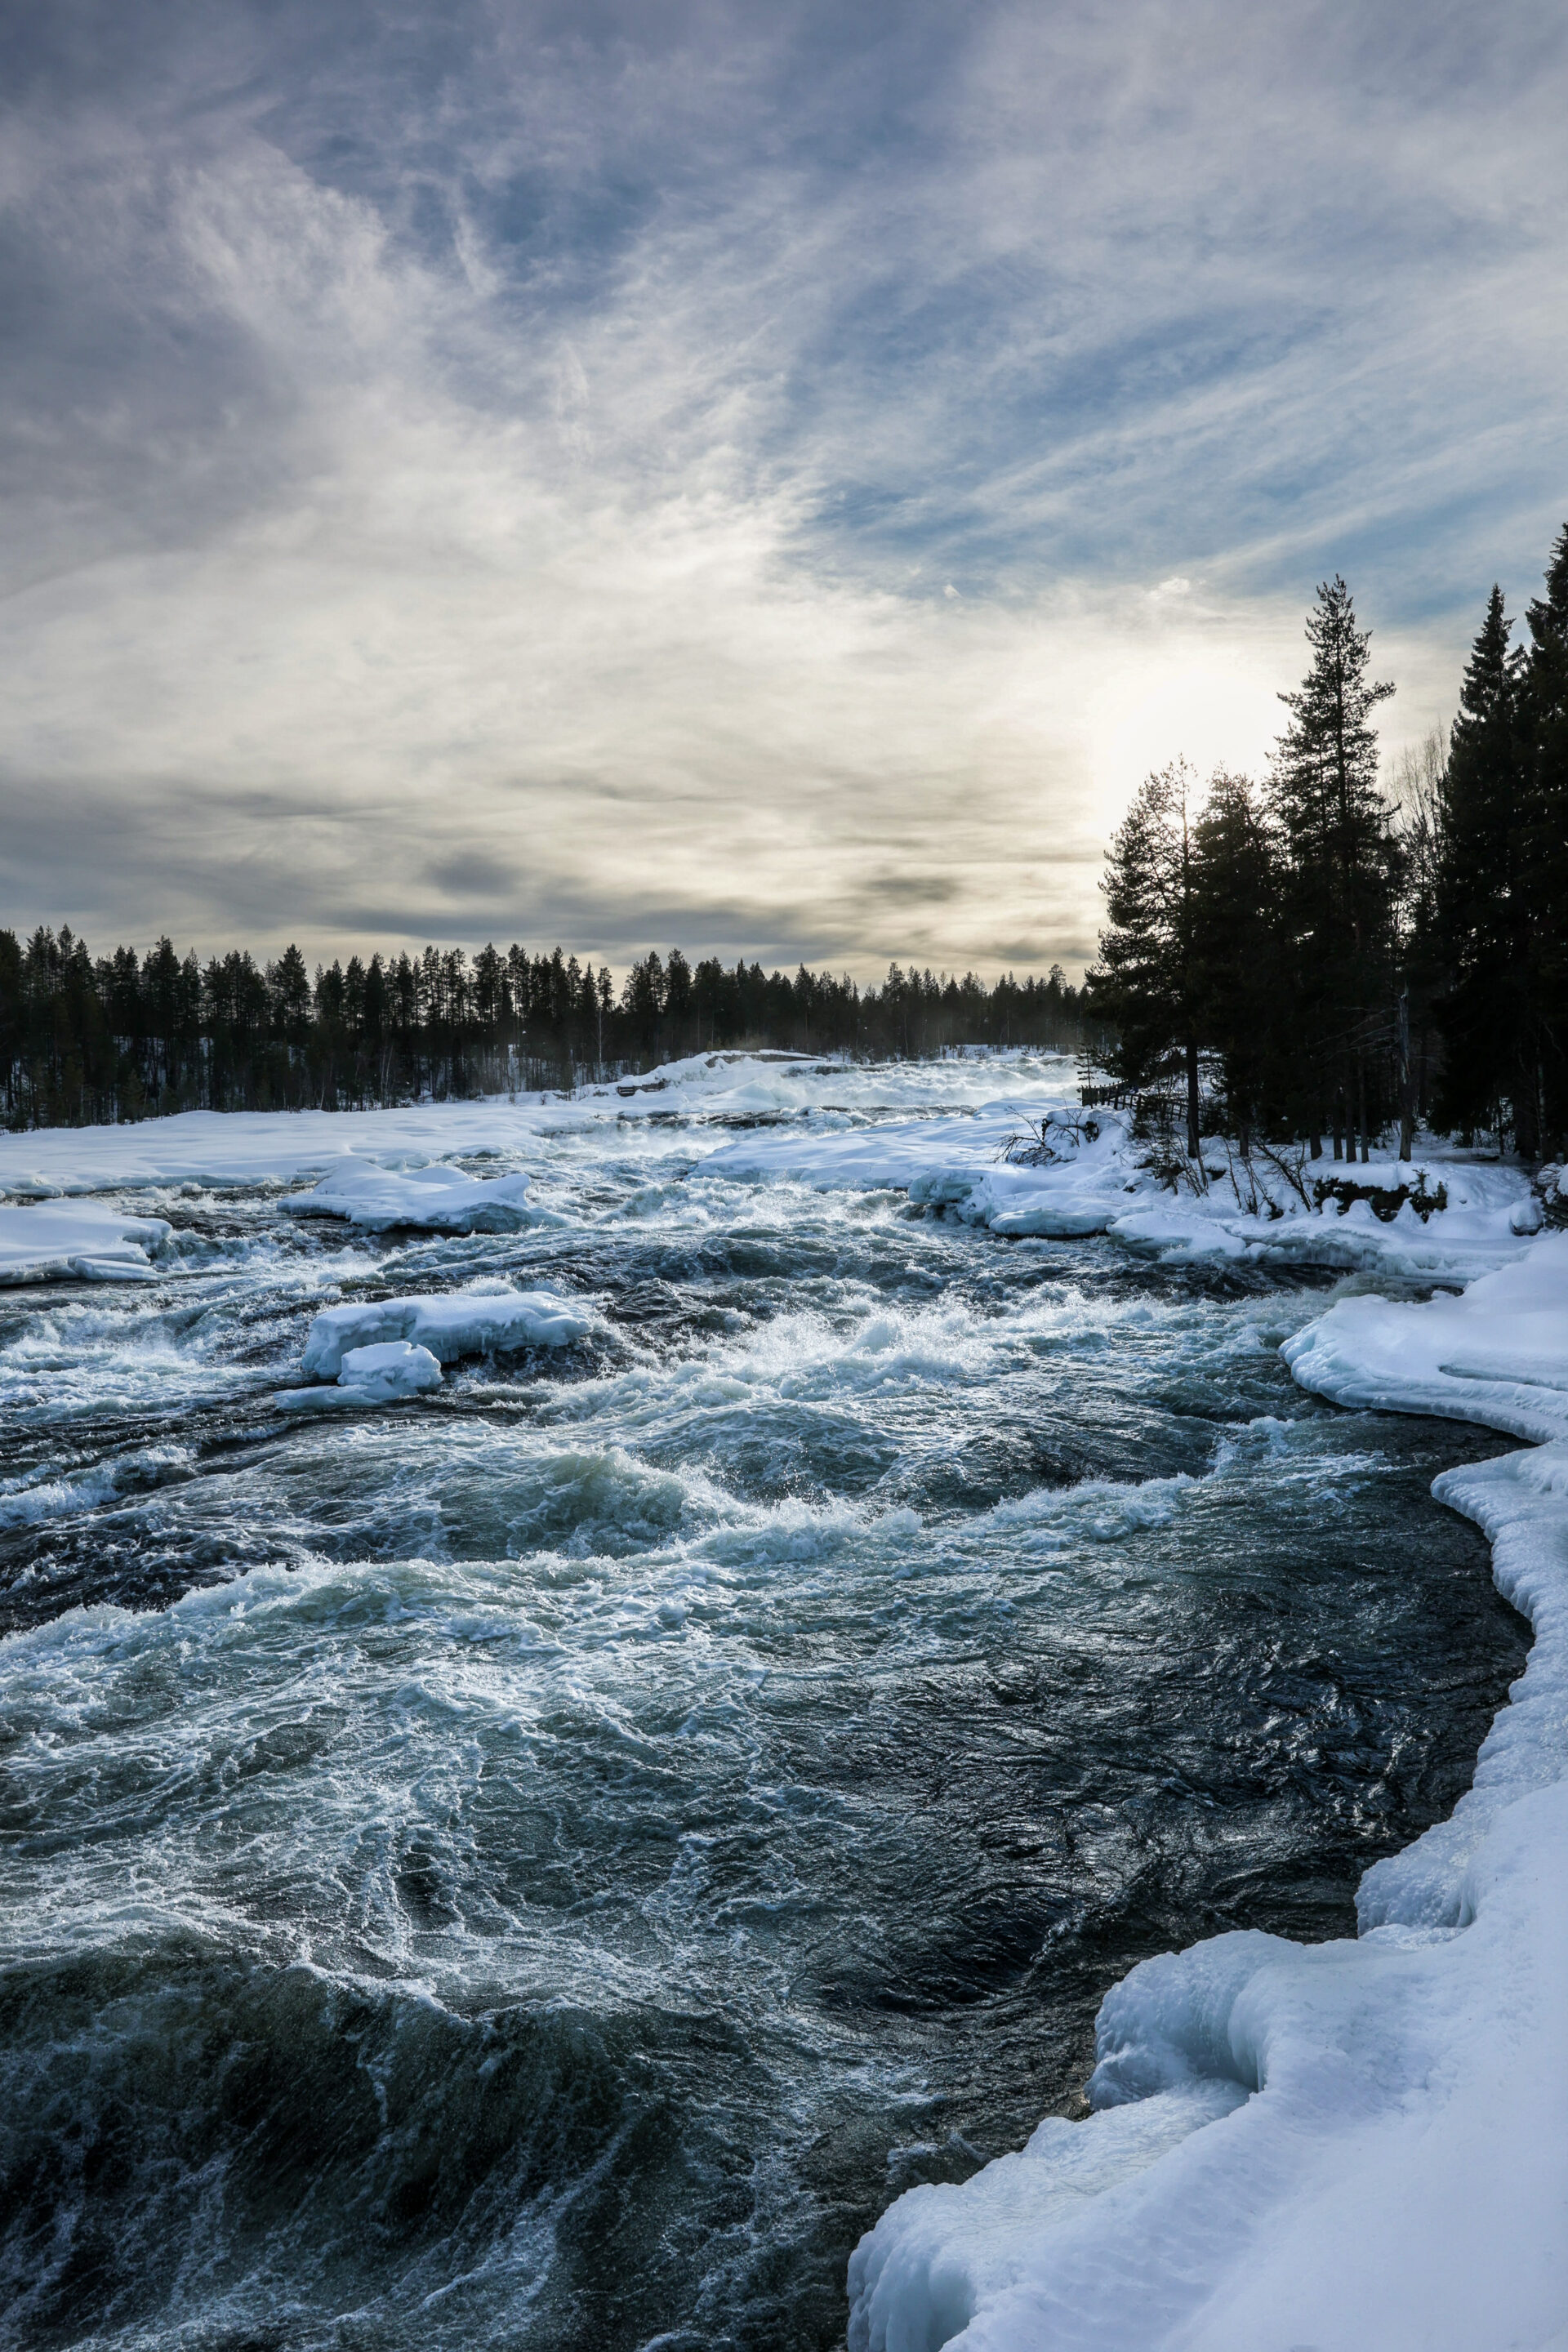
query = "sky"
xmin=2 ymin=0 xmax=1566 ymax=980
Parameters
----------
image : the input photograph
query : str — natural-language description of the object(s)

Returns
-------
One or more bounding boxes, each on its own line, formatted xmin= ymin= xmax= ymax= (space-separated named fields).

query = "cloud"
xmin=0 ymin=0 xmax=1565 ymax=975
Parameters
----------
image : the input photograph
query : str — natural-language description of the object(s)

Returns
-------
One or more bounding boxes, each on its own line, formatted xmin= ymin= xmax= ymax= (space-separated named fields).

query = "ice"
xmin=276 ymin=1337 xmax=444 ymax=1411
xmin=0 ymin=1054 xmax=1083 ymax=1200
xmin=0 ymin=1200 xmax=172 ymax=1285
xmin=703 ymin=1106 xmax=1538 ymax=1283
xmin=339 ymin=1340 xmax=443 ymax=1397
xmin=848 ymin=1231 xmax=1568 ymax=2352
xmin=1281 ymin=1241 xmax=1568 ymax=1448
xmin=279 ymin=1158 xmax=537 ymax=1232
xmin=301 ymin=1288 xmax=592 ymax=1375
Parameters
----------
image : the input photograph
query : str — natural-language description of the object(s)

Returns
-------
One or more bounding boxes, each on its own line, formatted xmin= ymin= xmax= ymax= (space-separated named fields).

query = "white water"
xmin=0 ymin=1057 xmax=1536 ymax=2350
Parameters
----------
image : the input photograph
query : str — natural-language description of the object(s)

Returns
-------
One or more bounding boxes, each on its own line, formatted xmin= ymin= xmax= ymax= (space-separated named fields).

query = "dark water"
xmin=0 ymin=1111 xmax=1528 ymax=2350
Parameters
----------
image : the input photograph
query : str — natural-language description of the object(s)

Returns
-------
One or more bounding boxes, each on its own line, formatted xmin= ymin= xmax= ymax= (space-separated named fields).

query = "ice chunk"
xmin=274 ymin=1337 xmax=443 ymax=1411
xmin=279 ymin=1158 xmax=535 ymax=1232
xmin=301 ymin=1288 xmax=591 ymax=1377
xmin=0 ymin=1200 xmax=172 ymax=1285
xmin=338 ymin=1340 xmax=443 ymax=1398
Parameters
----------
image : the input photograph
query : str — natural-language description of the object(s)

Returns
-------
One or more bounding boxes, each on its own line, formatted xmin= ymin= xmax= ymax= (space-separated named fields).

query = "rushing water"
xmin=0 ymin=1072 xmax=1529 ymax=2352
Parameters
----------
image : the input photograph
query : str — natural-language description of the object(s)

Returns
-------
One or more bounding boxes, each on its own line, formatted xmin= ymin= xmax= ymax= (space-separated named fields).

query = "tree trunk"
xmin=1185 ymin=1035 xmax=1200 ymax=1159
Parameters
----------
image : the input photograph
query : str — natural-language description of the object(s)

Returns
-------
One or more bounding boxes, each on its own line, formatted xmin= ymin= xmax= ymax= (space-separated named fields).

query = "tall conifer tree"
xmin=1270 ymin=577 xmax=1396 ymax=1159
xmin=1517 ymin=523 xmax=1568 ymax=1152
xmin=1432 ymin=586 xmax=1522 ymax=1138
xmin=1190 ymin=772 xmax=1281 ymax=1143
xmin=1093 ymin=760 xmax=1204 ymax=1155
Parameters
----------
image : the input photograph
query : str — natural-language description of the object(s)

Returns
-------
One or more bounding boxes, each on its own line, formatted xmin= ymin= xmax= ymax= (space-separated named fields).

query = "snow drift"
xmin=848 ymin=1233 xmax=1568 ymax=2352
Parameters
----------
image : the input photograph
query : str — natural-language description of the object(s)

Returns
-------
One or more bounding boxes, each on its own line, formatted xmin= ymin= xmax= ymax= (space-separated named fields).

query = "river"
xmin=0 ymin=1062 xmax=1526 ymax=2350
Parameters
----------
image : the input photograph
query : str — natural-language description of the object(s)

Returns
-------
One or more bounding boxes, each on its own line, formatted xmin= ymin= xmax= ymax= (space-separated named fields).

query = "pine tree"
xmin=1271 ymin=577 xmax=1396 ymax=1160
xmin=268 ymin=944 xmax=313 ymax=1049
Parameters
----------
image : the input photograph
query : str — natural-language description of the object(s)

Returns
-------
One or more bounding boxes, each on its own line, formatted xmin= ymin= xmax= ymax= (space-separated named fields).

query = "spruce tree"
xmin=1093 ymin=760 xmax=1203 ymax=1155
xmin=1518 ymin=522 xmax=1568 ymax=1152
xmin=1271 ymin=577 xmax=1396 ymax=1159
xmin=1432 ymin=585 xmax=1522 ymax=1140
xmin=1190 ymin=772 xmax=1281 ymax=1143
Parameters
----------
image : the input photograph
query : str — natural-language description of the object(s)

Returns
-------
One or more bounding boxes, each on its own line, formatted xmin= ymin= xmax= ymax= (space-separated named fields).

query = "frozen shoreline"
xmin=2 ymin=1059 xmax=1564 ymax=2344
xmin=848 ymin=1239 xmax=1568 ymax=2352
xmin=0 ymin=1052 xmax=1549 ymax=1289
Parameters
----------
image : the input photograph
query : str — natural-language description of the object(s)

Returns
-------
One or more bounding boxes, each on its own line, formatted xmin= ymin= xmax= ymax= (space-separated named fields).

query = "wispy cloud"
xmin=2 ymin=1 xmax=1565 ymax=972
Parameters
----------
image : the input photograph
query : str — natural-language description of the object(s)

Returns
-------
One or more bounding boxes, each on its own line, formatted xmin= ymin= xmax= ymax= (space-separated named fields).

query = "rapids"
xmin=0 ymin=1064 xmax=1527 ymax=2350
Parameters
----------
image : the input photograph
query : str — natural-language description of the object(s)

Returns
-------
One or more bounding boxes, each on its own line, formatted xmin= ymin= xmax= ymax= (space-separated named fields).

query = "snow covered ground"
xmin=848 ymin=1237 xmax=1568 ymax=2352
xmin=0 ymin=1051 xmax=1547 ymax=1286
xmin=0 ymin=1051 xmax=1077 ymax=1200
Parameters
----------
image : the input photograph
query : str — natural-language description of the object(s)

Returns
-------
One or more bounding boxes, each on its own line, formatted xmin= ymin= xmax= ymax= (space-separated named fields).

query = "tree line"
xmin=1091 ymin=521 xmax=1568 ymax=1165
xmin=0 ymin=931 xmax=1086 ymax=1128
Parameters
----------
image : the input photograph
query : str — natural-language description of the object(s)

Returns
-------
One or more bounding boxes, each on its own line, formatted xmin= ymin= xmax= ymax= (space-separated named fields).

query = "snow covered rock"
xmin=275 ymin=1337 xmax=444 ymax=1411
xmin=301 ymin=1288 xmax=592 ymax=1376
xmin=848 ymin=1232 xmax=1568 ymax=2352
xmin=279 ymin=1158 xmax=535 ymax=1232
xmin=337 ymin=1340 xmax=443 ymax=1399
xmin=0 ymin=1200 xmax=172 ymax=1285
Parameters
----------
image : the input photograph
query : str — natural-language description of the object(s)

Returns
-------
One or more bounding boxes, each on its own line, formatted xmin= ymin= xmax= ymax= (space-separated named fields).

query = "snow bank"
xmin=301 ymin=1288 xmax=591 ymax=1376
xmin=279 ymin=1159 xmax=536 ymax=1232
xmin=0 ymin=1054 xmax=1081 ymax=1198
xmin=703 ymin=1106 xmax=1538 ymax=1281
xmin=0 ymin=1107 xmax=551 ymax=1194
xmin=848 ymin=1234 xmax=1568 ymax=2352
xmin=0 ymin=1200 xmax=172 ymax=1285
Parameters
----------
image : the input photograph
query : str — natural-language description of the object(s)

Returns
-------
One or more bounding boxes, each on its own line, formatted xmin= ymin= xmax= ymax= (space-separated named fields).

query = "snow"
xmin=300 ymin=1288 xmax=592 ymax=1376
xmin=0 ymin=1053 xmax=1080 ymax=1199
xmin=339 ymin=1339 xmax=443 ymax=1397
xmin=0 ymin=1199 xmax=173 ymax=1285
xmin=278 ymin=1157 xmax=538 ymax=1232
xmin=848 ymin=1232 xmax=1568 ymax=2352
xmin=702 ymin=1105 xmax=1539 ymax=1281
xmin=3 ymin=1065 xmax=1565 ymax=2336
xmin=275 ymin=1338 xmax=444 ymax=1411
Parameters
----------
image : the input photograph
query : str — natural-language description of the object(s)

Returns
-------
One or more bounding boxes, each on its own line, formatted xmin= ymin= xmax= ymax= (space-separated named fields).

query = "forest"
xmin=3 ymin=520 xmax=1564 ymax=1152
xmin=0 ymin=929 xmax=1084 ymax=1127
xmin=1091 ymin=520 xmax=1568 ymax=1165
